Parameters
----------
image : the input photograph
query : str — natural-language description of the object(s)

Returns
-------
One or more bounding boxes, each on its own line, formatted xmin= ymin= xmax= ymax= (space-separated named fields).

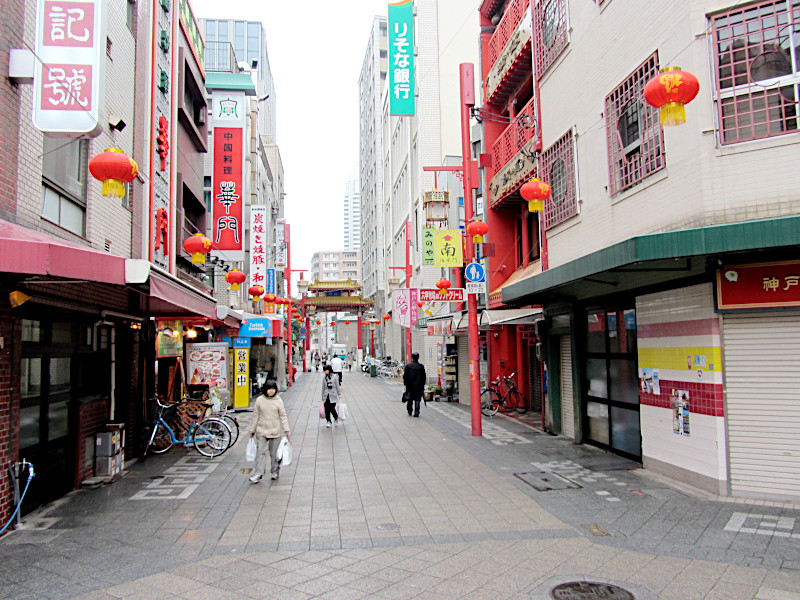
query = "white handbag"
xmin=245 ymin=437 xmax=257 ymax=463
xmin=338 ymin=403 xmax=348 ymax=420
xmin=277 ymin=436 xmax=292 ymax=466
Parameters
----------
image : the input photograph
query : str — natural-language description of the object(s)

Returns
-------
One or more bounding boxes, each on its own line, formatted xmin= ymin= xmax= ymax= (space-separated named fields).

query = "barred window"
xmin=533 ymin=0 xmax=568 ymax=78
xmin=711 ymin=0 xmax=800 ymax=144
xmin=605 ymin=53 xmax=665 ymax=195
xmin=541 ymin=130 xmax=577 ymax=229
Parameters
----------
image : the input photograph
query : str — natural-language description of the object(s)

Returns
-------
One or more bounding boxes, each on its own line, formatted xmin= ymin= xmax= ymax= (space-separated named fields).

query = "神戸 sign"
xmin=717 ymin=260 xmax=800 ymax=310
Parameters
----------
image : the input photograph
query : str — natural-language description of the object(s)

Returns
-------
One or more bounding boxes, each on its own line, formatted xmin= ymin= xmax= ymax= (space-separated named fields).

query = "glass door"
xmin=583 ymin=308 xmax=641 ymax=459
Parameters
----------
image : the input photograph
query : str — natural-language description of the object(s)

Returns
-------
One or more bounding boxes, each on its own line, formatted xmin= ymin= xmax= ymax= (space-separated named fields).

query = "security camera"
xmin=108 ymin=115 xmax=126 ymax=131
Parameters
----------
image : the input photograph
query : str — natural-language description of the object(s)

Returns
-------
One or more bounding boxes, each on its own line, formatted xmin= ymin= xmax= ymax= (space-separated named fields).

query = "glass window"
xmin=586 ymin=401 xmax=609 ymax=445
xmin=42 ymin=137 xmax=86 ymax=200
xmin=19 ymin=405 xmax=40 ymax=449
xmin=22 ymin=320 xmax=42 ymax=343
xmin=48 ymin=400 xmax=69 ymax=440
xmin=205 ymin=20 xmax=215 ymax=40
xmin=41 ymin=186 xmax=86 ymax=236
xmin=586 ymin=358 xmax=608 ymax=399
xmin=52 ymin=323 xmax=73 ymax=345
xmin=586 ymin=311 xmax=606 ymax=353
xmin=609 ymin=359 xmax=639 ymax=404
xmin=217 ymin=21 xmax=228 ymax=42
xmin=21 ymin=358 xmax=42 ymax=399
xmin=611 ymin=406 xmax=641 ymax=456
xmin=49 ymin=357 xmax=72 ymax=395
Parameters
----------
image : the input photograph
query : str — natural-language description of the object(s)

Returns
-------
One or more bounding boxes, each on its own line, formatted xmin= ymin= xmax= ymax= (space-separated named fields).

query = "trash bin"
xmin=370 ymin=365 xmax=377 ymax=377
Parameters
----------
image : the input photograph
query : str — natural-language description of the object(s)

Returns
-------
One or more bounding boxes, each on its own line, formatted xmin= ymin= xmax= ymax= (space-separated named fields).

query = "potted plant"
xmin=423 ymin=386 xmax=435 ymax=403
xmin=433 ymin=386 xmax=443 ymax=400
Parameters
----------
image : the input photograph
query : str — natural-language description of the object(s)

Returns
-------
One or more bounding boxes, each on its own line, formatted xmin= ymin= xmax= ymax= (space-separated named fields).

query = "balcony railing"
xmin=490 ymin=95 xmax=537 ymax=175
xmin=486 ymin=0 xmax=530 ymax=67
xmin=205 ymin=41 xmax=237 ymax=73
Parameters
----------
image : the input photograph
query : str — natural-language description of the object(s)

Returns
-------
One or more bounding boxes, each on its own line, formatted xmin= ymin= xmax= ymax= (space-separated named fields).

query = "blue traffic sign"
xmin=465 ymin=262 xmax=485 ymax=283
xmin=299 ymin=327 xmax=307 ymax=336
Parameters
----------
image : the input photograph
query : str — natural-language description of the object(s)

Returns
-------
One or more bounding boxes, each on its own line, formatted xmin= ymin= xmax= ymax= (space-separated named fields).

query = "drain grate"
xmin=515 ymin=472 xmax=582 ymax=491
xmin=376 ymin=523 xmax=399 ymax=531
xmin=550 ymin=581 xmax=634 ymax=599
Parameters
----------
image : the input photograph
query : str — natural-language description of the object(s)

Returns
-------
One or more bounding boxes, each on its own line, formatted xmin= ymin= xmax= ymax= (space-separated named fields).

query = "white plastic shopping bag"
xmin=338 ymin=403 xmax=348 ymax=420
xmin=245 ymin=437 xmax=257 ymax=463
xmin=277 ymin=436 xmax=292 ymax=466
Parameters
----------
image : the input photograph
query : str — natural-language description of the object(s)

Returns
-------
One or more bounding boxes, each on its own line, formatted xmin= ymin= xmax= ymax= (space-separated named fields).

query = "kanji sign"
xmin=33 ymin=0 xmax=106 ymax=135
xmin=717 ymin=261 xmax=800 ymax=310
xmin=419 ymin=289 xmax=465 ymax=302
xmin=249 ymin=205 xmax=267 ymax=292
xmin=212 ymin=127 xmax=243 ymax=258
xmin=275 ymin=222 xmax=287 ymax=267
xmin=388 ymin=0 xmax=415 ymax=116
xmin=434 ymin=230 xmax=464 ymax=267
xmin=422 ymin=227 xmax=435 ymax=265
xmin=393 ymin=288 xmax=419 ymax=328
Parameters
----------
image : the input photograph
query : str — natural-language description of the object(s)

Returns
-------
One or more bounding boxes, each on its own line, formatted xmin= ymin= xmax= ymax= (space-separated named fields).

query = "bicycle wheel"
xmin=508 ymin=389 xmax=528 ymax=414
xmin=480 ymin=389 xmax=501 ymax=417
xmin=193 ymin=418 xmax=232 ymax=458
xmin=150 ymin=423 xmax=174 ymax=454
xmin=219 ymin=414 xmax=240 ymax=446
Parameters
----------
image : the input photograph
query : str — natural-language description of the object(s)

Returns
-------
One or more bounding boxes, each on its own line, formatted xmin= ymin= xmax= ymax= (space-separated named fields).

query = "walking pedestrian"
xmin=313 ymin=351 xmax=321 ymax=371
xmin=330 ymin=353 xmax=344 ymax=385
xmin=321 ymin=365 xmax=340 ymax=428
xmin=248 ymin=380 xmax=290 ymax=483
xmin=403 ymin=352 xmax=427 ymax=417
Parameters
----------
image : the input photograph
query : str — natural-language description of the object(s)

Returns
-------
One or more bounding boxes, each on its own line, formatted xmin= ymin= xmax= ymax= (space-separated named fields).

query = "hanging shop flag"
xmin=433 ymin=230 xmax=464 ymax=267
xmin=388 ymin=0 xmax=415 ymax=116
xmin=275 ymin=220 xmax=287 ymax=268
xmin=33 ymin=0 xmax=107 ymax=136
xmin=233 ymin=346 xmax=249 ymax=409
xmin=249 ymin=205 xmax=267 ymax=291
xmin=422 ymin=227 xmax=435 ymax=265
xmin=393 ymin=288 xmax=419 ymax=328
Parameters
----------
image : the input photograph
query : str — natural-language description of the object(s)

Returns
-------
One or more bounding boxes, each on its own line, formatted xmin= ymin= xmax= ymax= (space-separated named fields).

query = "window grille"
xmin=541 ymin=129 xmax=577 ymax=229
xmin=533 ymin=0 xmax=568 ymax=78
xmin=711 ymin=0 xmax=800 ymax=144
xmin=605 ymin=53 xmax=665 ymax=195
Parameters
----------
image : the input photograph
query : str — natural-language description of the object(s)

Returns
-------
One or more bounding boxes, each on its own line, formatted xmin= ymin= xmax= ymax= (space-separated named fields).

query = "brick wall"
xmin=0 ymin=0 xmax=24 ymax=223
xmin=0 ymin=306 xmax=21 ymax=530
xmin=75 ymin=398 xmax=109 ymax=486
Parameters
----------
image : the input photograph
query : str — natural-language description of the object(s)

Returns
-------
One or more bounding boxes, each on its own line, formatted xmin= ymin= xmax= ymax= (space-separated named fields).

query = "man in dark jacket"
xmin=403 ymin=352 xmax=427 ymax=417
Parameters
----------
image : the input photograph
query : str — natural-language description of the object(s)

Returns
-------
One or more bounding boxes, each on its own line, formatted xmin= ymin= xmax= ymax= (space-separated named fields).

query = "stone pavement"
xmin=1 ymin=370 xmax=800 ymax=599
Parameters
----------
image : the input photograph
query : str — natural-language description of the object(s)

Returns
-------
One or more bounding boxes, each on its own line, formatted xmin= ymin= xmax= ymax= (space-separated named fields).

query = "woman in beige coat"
xmin=249 ymin=380 xmax=290 ymax=483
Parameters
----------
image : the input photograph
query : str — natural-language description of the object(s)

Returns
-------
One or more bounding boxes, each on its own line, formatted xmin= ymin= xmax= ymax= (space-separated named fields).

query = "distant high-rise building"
xmin=311 ymin=251 xmax=361 ymax=282
xmin=343 ymin=176 xmax=361 ymax=251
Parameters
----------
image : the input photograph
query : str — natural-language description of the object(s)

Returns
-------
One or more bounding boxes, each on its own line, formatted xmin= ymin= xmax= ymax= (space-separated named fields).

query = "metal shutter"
xmin=723 ymin=313 xmax=800 ymax=498
xmin=560 ymin=335 xmax=575 ymax=439
xmin=457 ymin=337 xmax=470 ymax=403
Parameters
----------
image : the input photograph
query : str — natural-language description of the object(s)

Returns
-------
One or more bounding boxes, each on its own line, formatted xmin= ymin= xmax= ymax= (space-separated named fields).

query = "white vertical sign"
xmin=33 ymin=0 xmax=106 ymax=136
xmin=275 ymin=221 xmax=287 ymax=268
xmin=249 ymin=205 xmax=267 ymax=289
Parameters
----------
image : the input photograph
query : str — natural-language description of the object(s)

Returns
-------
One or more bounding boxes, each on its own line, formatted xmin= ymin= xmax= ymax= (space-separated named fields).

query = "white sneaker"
xmin=326 ymin=422 xmax=331 ymax=428
xmin=249 ymin=475 xmax=261 ymax=484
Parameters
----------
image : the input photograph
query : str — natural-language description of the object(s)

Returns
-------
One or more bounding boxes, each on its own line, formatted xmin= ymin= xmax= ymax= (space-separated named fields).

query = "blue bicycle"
xmin=144 ymin=397 xmax=232 ymax=458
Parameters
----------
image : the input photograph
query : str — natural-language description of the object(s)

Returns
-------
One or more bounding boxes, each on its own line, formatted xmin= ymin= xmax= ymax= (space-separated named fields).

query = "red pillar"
xmin=357 ymin=313 xmax=363 ymax=353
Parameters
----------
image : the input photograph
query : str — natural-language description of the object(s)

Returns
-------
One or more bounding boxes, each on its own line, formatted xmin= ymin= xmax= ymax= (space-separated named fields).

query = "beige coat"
xmin=249 ymin=393 xmax=290 ymax=438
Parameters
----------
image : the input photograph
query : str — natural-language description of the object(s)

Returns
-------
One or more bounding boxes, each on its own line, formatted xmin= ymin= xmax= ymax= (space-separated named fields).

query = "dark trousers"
xmin=336 ymin=372 xmax=342 ymax=385
xmin=406 ymin=394 xmax=421 ymax=416
xmin=324 ymin=399 xmax=339 ymax=423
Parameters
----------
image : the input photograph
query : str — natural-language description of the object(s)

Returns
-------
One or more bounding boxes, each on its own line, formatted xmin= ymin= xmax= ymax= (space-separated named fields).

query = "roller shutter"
xmin=457 ymin=337 xmax=470 ymax=403
xmin=560 ymin=335 xmax=575 ymax=439
xmin=723 ymin=313 xmax=800 ymax=498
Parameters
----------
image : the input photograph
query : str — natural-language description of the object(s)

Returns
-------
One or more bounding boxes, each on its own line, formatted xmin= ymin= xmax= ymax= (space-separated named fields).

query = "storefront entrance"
xmin=583 ymin=308 xmax=641 ymax=459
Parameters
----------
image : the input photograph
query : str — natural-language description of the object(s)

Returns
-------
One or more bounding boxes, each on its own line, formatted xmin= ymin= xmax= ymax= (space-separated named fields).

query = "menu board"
xmin=186 ymin=342 xmax=229 ymax=389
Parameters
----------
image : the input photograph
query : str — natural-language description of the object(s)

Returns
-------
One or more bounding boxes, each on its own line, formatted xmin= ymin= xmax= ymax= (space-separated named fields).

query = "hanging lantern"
xmin=520 ymin=178 xmax=551 ymax=213
xmin=643 ymin=66 xmax=700 ymax=126
xmin=264 ymin=293 xmax=276 ymax=305
xmin=383 ymin=314 xmax=391 ymax=321
xmin=88 ymin=148 xmax=139 ymax=198
xmin=316 ymin=320 xmax=322 ymax=325
xmin=330 ymin=321 xmax=336 ymax=326
xmin=417 ymin=301 xmax=424 ymax=308
xmin=436 ymin=278 xmax=452 ymax=295
xmin=466 ymin=220 xmax=489 ymax=243
xmin=249 ymin=285 xmax=264 ymax=301
xmin=345 ymin=320 xmax=351 ymax=325
xmin=183 ymin=233 xmax=212 ymax=265
xmin=422 ymin=189 xmax=451 ymax=226
xmin=225 ymin=269 xmax=246 ymax=291
xmin=298 ymin=279 xmax=310 ymax=295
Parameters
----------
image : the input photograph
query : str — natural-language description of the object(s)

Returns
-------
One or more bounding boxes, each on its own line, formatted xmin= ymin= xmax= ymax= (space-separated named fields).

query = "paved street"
xmin=2 ymin=370 xmax=800 ymax=600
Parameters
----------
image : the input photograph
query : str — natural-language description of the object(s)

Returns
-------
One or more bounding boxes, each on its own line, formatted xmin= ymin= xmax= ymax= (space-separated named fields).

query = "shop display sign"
xmin=422 ymin=227 xmax=435 ymax=265
xmin=434 ymin=230 xmax=464 ymax=267
xmin=233 ymin=346 xmax=249 ymax=408
xmin=419 ymin=288 xmax=465 ymax=302
xmin=33 ymin=0 xmax=107 ymax=136
xmin=716 ymin=260 xmax=800 ymax=310
xmin=249 ymin=205 xmax=267 ymax=289
xmin=239 ymin=318 xmax=276 ymax=338
xmin=393 ymin=288 xmax=418 ymax=328
xmin=186 ymin=342 xmax=229 ymax=389
xmin=156 ymin=322 xmax=183 ymax=358
xmin=388 ymin=0 xmax=415 ymax=116
xmin=211 ymin=91 xmax=245 ymax=262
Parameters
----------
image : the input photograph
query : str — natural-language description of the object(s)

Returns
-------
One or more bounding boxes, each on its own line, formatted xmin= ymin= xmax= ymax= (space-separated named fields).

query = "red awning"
xmin=148 ymin=271 xmax=218 ymax=320
xmin=0 ymin=220 xmax=125 ymax=285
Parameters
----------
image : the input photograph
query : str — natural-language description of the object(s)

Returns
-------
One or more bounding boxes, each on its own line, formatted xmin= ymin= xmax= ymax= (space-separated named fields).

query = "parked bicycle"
xmin=480 ymin=371 xmax=528 ymax=416
xmin=205 ymin=401 xmax=240 ymax=446
xmin=143 ymin=397 xmax=232 ymax=458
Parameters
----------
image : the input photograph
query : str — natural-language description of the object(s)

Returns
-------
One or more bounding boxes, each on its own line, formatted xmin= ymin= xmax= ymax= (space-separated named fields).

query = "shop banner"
xmin=249 ymin=205 xmax=267 ymax=289
xmin=388 ymin=0 xmax=415 ymax=116
xmin=275 ymin=221 xmax=287 ymax=267
xmin=212 ymin=127 xmax=244 ymax=259
xmin=419 ymin=288 xmax=465 ymax=302
xmin=186 ymin=342 xmax=229 ymax=390
xmin=233 ymin=346 xmax=249 ymax=408
xmin=434 ymin=230 xmax=464 ymax=267
xmin=717 ymin=260 xmax=800 ymax=310
xmin=33 ymin=0 xmax=107 ymax=135
xmin=393 ymin=288 xmax=418 ymax=328
xmin=422 ymin=227 xmax=435 ymax=265
xmin=239 ymin=318 xmax=279 ymax=338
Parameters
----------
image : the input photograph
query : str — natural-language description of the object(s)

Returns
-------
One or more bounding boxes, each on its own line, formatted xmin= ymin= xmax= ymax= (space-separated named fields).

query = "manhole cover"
xmin=376 ymin=523 xmax=399 ymax=531
xmin=550 ymin=581 xmax=634 ymax=599
xmin=515 ymin=472 xmax=581 ymax=491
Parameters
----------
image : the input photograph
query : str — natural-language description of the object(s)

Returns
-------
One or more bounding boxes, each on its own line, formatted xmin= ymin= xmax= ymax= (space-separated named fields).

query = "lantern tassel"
xmin=528 ymin=200 xmax=544 ymax=213
xmin=660 ymin=102 xmax=687 ymax=126
xmin=473 ymin=234 xmax=484 ymax=243
xmin=191 ymin=252 xmax=205 ymax=265
xmin=231 ymin=283 xmax=240 ymax=291
xmin=101 ymin=179 xmax=126 ymax=198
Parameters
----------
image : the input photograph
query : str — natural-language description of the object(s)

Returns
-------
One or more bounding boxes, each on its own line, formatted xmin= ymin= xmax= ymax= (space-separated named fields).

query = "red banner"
xmin=717 ymin=261 xmax=800 ymax=310
xmin=212 ymin=127 xmax=243 ymax=253
xmin=418 ymin=288 xmax=465 ymax=302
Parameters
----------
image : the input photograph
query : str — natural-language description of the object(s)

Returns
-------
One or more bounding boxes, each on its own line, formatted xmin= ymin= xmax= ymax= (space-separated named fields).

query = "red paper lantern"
xmin=466 ymin=220 xmax=489 ymax=243
xmin=330 ymin=321 xmax=336 ymax=326
xmin=383 ymin=314 xmax=391 ymax=321
xmin=225 ymin=269 xmax=246 ymax=291
xmin=345 ymin=320 xmax=351 ymax=325
xmin=249 ymin=286 xmax=264 ymax=301
xmin=436 ymin=278 xmax=452 ymax=295
xmin=417 ymin=301 xmax=424 ymax=308
xmin=183 ymin=234 xmax=213 ymax=265
xmin=264 ymin=293 xmax=276 ymax=304
xmin=88 ymin=148 xmax=139 ymax=198
xmin=316 ymin=320 xmax=321 ymax=325
xmin=643 ymin=66 xmax=699 ymax=126
xmin=520 ymin=178 xmax=551 ymax=213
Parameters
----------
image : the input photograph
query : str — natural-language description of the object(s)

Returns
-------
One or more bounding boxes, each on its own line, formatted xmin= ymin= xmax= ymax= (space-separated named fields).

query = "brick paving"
xmin=1 ymin=370 xmax=799 ymax=599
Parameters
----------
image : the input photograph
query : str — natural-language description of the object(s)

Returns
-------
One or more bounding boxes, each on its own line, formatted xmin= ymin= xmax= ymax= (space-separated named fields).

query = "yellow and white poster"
xmin=433 ymin=230 xmax=463 ymax=267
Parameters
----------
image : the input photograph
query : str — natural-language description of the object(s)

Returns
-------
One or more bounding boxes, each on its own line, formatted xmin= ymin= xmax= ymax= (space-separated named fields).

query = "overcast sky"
xmin=190 ymin=0 xmax=391 ymax=287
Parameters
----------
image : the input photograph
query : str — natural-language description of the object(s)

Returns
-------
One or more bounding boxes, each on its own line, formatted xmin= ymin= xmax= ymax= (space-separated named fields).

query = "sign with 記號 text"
xmin=33 ymin=0 xmax=107 ymax=136
xmin=717 ymin=261 xmax=800 ymax=310
xmin=388 ymin=0 xmax=415 ymax=116
xmin=249 ymin=205 xmax=267 ymax=290
xmin=434 ymin=230 xmax=464 ymax=267
xmin=422 ymin=227 xmax=435 ymax=265
xmin=418 ymin=289 xmax=465 ymax=302
xmin=393 ymin=288 xmax=419 ymax=328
